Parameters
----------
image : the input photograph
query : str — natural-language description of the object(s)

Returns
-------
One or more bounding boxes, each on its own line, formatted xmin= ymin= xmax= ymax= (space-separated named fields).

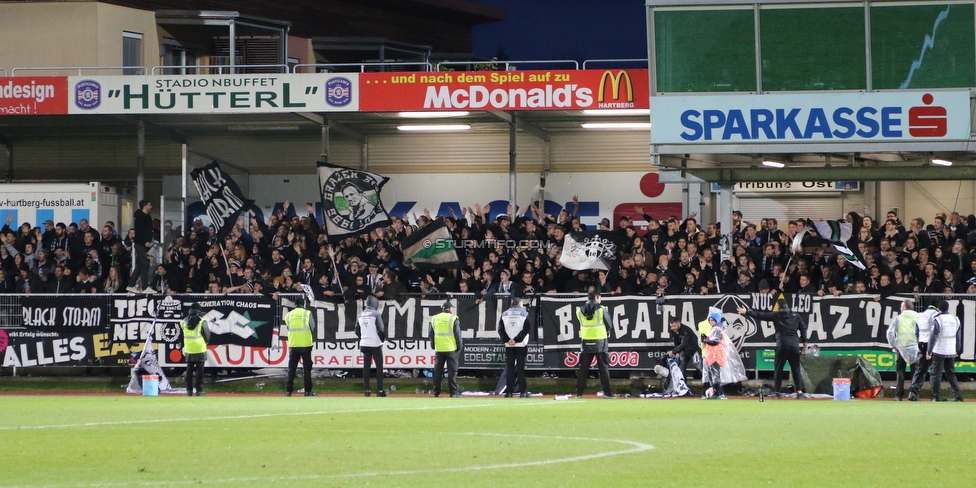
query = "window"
xmin=122 ymin=32 xmax=143 ymax=75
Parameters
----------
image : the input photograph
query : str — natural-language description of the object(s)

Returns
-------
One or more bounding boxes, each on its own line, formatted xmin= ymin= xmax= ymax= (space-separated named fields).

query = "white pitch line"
xmin=0 ymin=399 xmax=568 ymax=431
xmin=1 ymin=431 xmax=653 ymax=487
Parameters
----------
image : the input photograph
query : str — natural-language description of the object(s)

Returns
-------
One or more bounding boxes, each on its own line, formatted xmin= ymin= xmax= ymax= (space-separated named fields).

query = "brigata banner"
xmin=0 ymin=76 xmax=69 ymax=115
xmin=541 ymin=293 xmax=976 ymax=368
xmin=65 ymin=73 xmax=359 ymax=114
xmin=651 ymin=91 xmax=971 ymax=144
xmin=360 ymin=69 xmax=649 ymax=111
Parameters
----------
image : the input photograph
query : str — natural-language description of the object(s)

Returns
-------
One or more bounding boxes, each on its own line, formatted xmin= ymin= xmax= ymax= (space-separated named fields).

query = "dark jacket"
xmin=746 ymin=308 xmax=808 ymax=346
xmin=670 ymin=324 xmax=698 ymax=358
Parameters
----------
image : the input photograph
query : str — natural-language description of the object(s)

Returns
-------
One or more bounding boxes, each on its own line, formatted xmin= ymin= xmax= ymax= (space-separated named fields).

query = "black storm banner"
xmin=190 ymin=160 xmax=253 ymax=240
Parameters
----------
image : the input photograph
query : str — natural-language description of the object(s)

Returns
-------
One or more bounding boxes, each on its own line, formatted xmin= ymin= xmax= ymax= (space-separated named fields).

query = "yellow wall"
xmin=0 ymin=2 xmax=157 ymax=74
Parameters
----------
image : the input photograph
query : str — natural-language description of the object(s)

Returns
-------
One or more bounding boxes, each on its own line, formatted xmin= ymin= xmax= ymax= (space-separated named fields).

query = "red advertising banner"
xmin=360 ymin=69 xmax=648 ymax=111
xmin=0 ymin=76 xmax=69 ymax=115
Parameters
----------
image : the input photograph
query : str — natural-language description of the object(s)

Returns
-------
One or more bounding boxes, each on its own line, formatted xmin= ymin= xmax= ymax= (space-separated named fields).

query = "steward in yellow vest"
xmin=284 ymin=297 xmax=317 ymax=397
xmin=574 ymin=289 xmax=615 ymax=399
xmin=181 ymin=303 xmax=210 ymax=397
xmin=430 ymin=300 xmax=462 ymax=397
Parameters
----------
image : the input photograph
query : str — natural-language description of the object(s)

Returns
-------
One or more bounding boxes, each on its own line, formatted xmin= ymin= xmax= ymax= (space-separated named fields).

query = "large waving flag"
xmin=792 ymin=219 xmax=865 ymax=270
xmin=400 ymin=220 xmax=459 ymax=268
xmin=560 ymin=230 xmax=624 ymax=271
xmin=190 ymin=161 xmax=254 ymax=240
xmin=318 ymin=161 xmax=391 ymax=242
xmin=125 ymin=334 xmax=184 ymax=394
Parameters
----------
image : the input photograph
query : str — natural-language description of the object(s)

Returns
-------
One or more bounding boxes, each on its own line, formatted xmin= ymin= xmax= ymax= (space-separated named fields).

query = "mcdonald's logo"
xmin=597 ymin=70 xmax=635 ymax=108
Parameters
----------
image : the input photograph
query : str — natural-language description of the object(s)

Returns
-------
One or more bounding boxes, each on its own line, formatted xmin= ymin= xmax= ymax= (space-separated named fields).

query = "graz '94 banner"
xmin=540 ymin=294 xmax=976 ymax=368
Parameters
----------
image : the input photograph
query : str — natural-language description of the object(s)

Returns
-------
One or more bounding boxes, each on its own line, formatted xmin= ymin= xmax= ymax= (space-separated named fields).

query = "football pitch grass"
xmin=1 ymin=394 xmax=973 ymax=487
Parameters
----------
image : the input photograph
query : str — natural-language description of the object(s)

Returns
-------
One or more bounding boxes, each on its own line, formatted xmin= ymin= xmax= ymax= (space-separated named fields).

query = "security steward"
xmin=431 ymin=300 xmax=463 ymax=398
xmin=181 ymin=303 xmax=210 ymax=397
xmin=284 ymin=295 xmax=316 ymax=397
xmin=575 ymin=288 xmax=615 ymax=398
xmin=498 ymin=291 xmax=532 ymax=398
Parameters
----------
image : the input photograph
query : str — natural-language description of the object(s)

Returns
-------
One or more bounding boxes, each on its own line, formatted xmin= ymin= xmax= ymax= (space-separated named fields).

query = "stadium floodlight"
xmin=761 ymin=160 xmax=785 ymax=168
xmin=397 ymin=111 xmax=470 ymax=118
xmin=397 ymin=124 xmax=471 ymax=132
xmin=930 ymin=158 xmax=953 ymax=166
xmin=580 ymin=122 xmax=651 ymax=130
xmin=581 ymin=109 xmax=650 ymax=116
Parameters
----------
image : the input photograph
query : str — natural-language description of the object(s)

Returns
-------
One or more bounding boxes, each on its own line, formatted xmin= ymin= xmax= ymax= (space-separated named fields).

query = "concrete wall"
xmin=904 ymin=180 xmax=976 ymax=222
xmin=0 ymin=2 xmax=157 ymax=73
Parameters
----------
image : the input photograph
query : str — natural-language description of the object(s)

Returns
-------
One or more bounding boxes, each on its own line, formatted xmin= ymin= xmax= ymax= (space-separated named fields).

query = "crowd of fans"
xmin=2 ymin=198 xmax=974 ymax=300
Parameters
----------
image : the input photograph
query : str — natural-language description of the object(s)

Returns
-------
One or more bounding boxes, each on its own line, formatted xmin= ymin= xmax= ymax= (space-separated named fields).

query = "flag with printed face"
xmin=400 ymin=220 xmax=460 ymax=268
xmin=560 ymin=230 xmax=624 ymax=271
xmin=318 ymin=161 xmax=391 ymax=242
xmin=190 ymin=161 xmax=253 ymax=240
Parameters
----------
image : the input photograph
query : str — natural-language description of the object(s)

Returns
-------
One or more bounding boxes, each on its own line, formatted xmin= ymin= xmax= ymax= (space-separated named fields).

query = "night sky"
xmin=471 ymin=0 xmax=648 ymax=63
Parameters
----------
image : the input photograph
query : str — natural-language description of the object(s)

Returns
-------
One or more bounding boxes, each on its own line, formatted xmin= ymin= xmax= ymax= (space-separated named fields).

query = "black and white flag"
xmin=317 ymin=161 xmax=391 ymax=241
xmin=190 ymin=161 xmax=253 ymax=240
xmin=560 ymin=230 xmax=624 ymax=271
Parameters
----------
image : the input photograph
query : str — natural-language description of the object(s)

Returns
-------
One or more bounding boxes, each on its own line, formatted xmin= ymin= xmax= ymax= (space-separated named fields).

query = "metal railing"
xmin=292 ymin=61 xmax=433 ymax=73
xmin=10 ymin=66 xmax=147 ymax=76
xmin=151 ymin=64 xmax=289 ymax=75
xmin=9 ymin=58 xmax=656 ymax=77
xmin=582 ymin=58 xmax=648 ymax=69
xmin=435 ymin=59 xmax=579 ymax=71
xmin=0 ymin=68 xmax=6 ymax=77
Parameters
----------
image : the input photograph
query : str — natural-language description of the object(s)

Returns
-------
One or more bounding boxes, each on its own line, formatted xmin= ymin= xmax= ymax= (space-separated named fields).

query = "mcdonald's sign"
xmin=359 ymin=69 xmax=648 ymax=111
xmin=598 ymin=70 xmax=635 ymax=108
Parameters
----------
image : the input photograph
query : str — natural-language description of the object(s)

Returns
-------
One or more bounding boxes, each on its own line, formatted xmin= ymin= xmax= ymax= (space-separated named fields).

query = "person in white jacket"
xmin=926 ymin=300 xmax=964 ymax=402
xmin=356 ymin=296 xmax=387 ymax=397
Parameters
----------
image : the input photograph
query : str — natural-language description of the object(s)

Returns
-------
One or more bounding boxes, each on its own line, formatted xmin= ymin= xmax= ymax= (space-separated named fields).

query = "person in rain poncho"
xmin=886 ymin=299 xmax=920 ymax=401
xmin=700 ymin=307 xmax=746 ymax=399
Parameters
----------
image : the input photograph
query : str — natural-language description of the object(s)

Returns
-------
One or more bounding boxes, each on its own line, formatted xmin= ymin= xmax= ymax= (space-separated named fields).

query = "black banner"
xmin=190 ymin=161 xmax=253 ymax=240
xmin=20 ymin=295 xmax=107 ymax=332
xmin=3 ymin=293 xmax=974 ymax=369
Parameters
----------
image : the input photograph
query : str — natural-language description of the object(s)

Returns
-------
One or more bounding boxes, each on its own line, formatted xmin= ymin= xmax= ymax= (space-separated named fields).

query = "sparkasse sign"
xmin=359 ymin=69 xmax=649 ymax=111
xmin=651 ymin=91 xmax=970 ymax=144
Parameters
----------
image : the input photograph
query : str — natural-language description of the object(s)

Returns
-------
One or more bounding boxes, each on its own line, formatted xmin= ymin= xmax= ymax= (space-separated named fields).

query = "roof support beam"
xmin=487 ymin=111 xmax=550 ymax=142
xmin=658 ymin=166 xmax=976 ymax=183
xmin=294 ymin=113 xmax=366 ymax=143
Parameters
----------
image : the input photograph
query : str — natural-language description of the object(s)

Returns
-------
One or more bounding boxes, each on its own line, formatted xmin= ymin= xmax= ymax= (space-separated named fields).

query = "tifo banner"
xmin=110 ymin=295 xmax=276 ymax=351
xmin=65 ymin=73 xmax=359 ymax=114
xmin=20 ymin=295 xmax=106 ymax=332
xmin=0 ymin=76 xmax=69 ymax=115
xmin=360 ymin=69 xmax=649 ymax=111
xmin=651 ymin=91 xmax=971 ymax=144
xmin=1 ymin=329 xmax=139 ymax=367
xmin=190 ymin=161 xmax=254 ymax=240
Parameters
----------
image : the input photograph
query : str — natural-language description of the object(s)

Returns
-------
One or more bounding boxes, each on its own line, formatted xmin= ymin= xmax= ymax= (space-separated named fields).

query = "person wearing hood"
xmin=700 ymin=308 xmax=747 ymax=399
xmin=284 ymin=293 xmax=316 ymax=397
xmin=181 ymin=303 xmax=210 ymax=397
xmin=356 ymin=295 xmax=387 ymax=397
xmin=908 ymin=302 xmax=940 ymax=401
xmin=927 ymin=300 xmax=965 ymax=402
xmin=498 ymin=291 xmax=532 ymax=398
xmin=575 ymin=288 xmax=615 ymax=398
xmin=738 ymin=297 xmax=809 ymax=398
xmin=431 ymin=300 xmax=463 ymax=398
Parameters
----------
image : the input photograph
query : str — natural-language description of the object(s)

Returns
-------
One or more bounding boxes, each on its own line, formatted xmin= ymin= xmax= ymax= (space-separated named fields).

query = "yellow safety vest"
xmin=285 ymin=308 xmax=313 ymax=348
xmin=182 ymin=318 xmax=207 ymax=355
xmin=577 ymin=306 xmax=609 ymax=340
xmin=895 ymin=310 xmax=919 ymax=348
xmin=697 ymin=319 xmax=712 ymax=354
xmin=431 ymin=312 xmax=458 ymax=352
